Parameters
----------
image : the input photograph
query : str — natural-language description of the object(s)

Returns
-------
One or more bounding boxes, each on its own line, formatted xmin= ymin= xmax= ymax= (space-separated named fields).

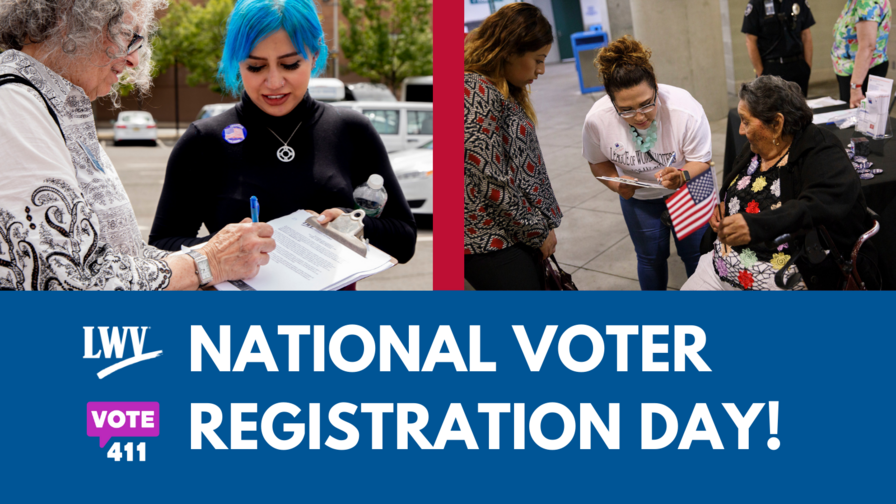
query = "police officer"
xmin=742 ymin=0 xmax=815 ymax=97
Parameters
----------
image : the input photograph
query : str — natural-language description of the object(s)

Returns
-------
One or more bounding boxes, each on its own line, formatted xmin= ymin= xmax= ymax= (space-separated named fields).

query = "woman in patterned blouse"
xmin=463 ymin=3 xmax=562 ymax=290
xmin=682 ymin=76 xmax=876 ymax=290
xmin=0 ymin=0 xmax=274 ymax=290
xmin=831 ymin=0 xmax=891 ymax=107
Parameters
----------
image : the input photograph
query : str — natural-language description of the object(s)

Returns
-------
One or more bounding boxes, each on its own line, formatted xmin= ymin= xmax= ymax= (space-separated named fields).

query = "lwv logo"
xmin=83 ymin=327 xmax=162 ymax=379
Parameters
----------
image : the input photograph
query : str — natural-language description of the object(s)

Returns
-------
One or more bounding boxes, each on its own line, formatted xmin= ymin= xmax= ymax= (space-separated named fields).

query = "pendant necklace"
xmin=268 ymin=121 xmax=302 ymax=162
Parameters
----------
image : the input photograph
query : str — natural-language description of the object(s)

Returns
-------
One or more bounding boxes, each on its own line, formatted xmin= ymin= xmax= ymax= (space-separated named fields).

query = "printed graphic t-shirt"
xmin=582 ymin=83 xmax=713 ymax=200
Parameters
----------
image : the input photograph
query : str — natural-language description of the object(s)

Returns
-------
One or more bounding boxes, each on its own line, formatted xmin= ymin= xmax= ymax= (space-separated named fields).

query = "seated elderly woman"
xmin=0 ymin=0 xmax=273 ymax=290
xmin=683 ymin=75 xmax=877 ymax=291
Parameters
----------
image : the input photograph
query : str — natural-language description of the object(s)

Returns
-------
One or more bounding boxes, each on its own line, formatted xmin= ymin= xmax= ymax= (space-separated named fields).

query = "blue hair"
xmin=218 ymin=0 xmax=329 ymax=96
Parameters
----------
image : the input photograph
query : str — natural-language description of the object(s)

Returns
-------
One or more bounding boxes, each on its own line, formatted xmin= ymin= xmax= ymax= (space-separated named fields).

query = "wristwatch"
xmin=681 ymin=170 xmax=691 ymax=182
xmin=181 ymin=245 xmax=213 ymax=287
xmin=850 ymin=82 xmax=861 ymax=90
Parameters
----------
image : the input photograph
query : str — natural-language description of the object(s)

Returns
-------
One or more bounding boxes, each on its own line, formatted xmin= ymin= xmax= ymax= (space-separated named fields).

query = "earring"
xmin=774 ymin=137 xmax=779 ymax=146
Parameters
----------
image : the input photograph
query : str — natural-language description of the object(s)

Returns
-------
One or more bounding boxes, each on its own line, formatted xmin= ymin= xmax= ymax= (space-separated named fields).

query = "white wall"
xmin=530 ymin=0 xmax=563 ymax=63
xmin=464 ymin=0 xmax=520 ymax=24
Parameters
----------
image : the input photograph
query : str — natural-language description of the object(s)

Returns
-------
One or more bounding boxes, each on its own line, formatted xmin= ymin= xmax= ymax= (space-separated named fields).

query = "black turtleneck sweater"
xmin=149 ymin=92 xmax=417 ymax=263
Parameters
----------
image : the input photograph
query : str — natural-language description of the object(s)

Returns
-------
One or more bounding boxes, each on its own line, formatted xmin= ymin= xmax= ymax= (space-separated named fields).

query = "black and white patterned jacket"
xmin=463 ymin=73 xmax=561 ymax=255
xmin=0 ymin=50 xmax=172 ymax=290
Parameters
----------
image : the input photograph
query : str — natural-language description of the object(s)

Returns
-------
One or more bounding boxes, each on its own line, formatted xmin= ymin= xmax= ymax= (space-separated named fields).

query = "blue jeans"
xmin=618 ymin=196 xmax=706 ymax=290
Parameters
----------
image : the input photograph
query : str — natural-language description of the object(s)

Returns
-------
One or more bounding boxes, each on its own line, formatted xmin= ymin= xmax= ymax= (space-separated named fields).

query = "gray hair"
xmin=0 ymin=0 xmax=168 ymax=105
xmin=738 ymin=75 xmax=813 ymax=136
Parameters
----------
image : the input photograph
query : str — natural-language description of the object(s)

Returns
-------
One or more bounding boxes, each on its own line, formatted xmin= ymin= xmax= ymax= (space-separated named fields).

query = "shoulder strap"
xmin=0 ymin=74 xmax=66 ymax=142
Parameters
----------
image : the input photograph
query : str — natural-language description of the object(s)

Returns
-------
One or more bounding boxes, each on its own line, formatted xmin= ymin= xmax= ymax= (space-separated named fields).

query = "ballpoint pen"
xmin=250 ymin=196 xmax=259 ymax=223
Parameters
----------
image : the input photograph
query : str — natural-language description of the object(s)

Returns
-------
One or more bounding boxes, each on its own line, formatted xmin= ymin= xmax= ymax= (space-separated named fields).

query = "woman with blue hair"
xmin=149 ymin=0 xmax=417 ymax=271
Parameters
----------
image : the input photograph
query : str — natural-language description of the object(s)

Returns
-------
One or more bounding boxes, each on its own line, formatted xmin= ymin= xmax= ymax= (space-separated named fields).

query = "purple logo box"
xmin=86 ymin=402 xmax=160 ymax=448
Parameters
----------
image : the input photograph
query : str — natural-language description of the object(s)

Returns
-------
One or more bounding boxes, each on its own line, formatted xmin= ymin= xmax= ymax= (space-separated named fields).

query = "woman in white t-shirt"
xmin=582 ymin=36 xmax=713 ymax=290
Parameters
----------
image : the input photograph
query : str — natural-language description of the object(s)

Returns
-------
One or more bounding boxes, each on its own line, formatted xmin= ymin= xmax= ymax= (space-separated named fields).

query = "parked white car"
xmin=391 ymin=140 xmax=433 ymax=216
xmin=113 ymin=111 xmax=157 ymax=145
xmin=330 ymin=101 xmax=432 ymax=152
xmin=308 ymin=78 xmax=346 ymax=102
xmin=195 ymin=103 xmax=237 ymax=120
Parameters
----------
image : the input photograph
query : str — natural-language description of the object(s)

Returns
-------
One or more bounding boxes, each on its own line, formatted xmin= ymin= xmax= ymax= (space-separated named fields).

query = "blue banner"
xmin=2 ymin=292 xmax=892 ymax=501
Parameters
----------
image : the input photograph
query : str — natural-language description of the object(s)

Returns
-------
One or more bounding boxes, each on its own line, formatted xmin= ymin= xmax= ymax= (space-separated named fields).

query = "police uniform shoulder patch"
xmin=745 ymin=3 xmax=753 ymax=16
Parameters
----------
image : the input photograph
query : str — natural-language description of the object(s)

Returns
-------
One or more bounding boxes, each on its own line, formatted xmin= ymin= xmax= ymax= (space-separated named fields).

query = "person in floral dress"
xmin=682 ymin=76 xmax=877 ymax=290
xmin=831 ymin=0 xmax=891 ymax=107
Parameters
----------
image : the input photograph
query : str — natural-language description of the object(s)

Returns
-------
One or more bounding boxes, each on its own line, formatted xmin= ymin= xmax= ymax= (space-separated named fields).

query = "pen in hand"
xmin=250 ymin=196 xmax=260 ymax=223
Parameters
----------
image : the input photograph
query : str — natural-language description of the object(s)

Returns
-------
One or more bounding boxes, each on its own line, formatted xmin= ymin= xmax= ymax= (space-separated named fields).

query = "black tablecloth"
xmin=724 ymin=105 xmax=896 ymax=289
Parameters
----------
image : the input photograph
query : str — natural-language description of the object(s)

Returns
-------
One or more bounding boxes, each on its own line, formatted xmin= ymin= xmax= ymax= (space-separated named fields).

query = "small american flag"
xmin=665 ymin=168 xmax=718 ymax=240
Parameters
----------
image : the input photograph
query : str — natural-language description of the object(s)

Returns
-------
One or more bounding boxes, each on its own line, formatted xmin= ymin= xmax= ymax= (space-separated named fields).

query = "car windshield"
xmin=119 ymin=112 xmax=152 ymax=123
xmin=197 ymin=103 xmax=236 ymax=120
xmin=420 ymin=140 xmax=433 ymax=150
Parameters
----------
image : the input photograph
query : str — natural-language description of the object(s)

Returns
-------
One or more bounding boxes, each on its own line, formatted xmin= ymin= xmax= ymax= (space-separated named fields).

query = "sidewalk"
xmin=532 ymin=61 xmax=728 ymax=290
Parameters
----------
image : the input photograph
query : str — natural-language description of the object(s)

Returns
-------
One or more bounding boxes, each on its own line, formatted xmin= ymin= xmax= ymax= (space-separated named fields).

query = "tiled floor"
xmin=533 ymin=61 xmax=841 ymax=290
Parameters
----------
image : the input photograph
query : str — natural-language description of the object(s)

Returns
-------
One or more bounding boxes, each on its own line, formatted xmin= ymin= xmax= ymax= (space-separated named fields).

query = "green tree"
xmin=339 ymin=0 xmax=433 ymax=94
xmin=152 ymin=0 xmax=234 ymax=95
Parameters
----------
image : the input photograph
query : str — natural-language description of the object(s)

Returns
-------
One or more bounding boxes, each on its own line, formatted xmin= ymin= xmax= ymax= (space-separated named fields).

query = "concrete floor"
xmin=531 ymin=61 xmax=842 ymax=290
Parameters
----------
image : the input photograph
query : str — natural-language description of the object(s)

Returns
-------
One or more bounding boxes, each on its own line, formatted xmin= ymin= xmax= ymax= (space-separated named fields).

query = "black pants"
xmin=837 ymin=61 xmax=889 ymax=102
xmin=763 ymin=59 xmax=811 ymax=97
xmin=464 ymin=244 xmax=544 ymax=290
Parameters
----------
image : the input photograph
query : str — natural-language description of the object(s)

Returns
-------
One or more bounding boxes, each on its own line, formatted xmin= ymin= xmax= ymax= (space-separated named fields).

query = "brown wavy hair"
xmin=464 ymin=3 xmax=553 ymax=123
xmin=594 ymin=35 xmax=657 ymax=99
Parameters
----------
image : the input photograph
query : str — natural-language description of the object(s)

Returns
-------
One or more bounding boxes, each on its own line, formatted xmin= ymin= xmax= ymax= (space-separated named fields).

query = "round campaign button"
xmin=872 ymin=169 xmax=884 ymax=174
xmin=859 ymin=173 xmax=875 ymax=180
xmin=222 ymin=124 xmax=247 ymax=144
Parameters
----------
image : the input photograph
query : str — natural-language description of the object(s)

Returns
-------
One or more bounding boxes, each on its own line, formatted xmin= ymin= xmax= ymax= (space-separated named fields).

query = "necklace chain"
xmin=268 ymin=121 xmax=303 ymax=146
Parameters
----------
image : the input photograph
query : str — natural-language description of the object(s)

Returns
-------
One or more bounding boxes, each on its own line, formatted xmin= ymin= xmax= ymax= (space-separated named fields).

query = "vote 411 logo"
xmin=87 ymin=402 xmax=159 ymax=462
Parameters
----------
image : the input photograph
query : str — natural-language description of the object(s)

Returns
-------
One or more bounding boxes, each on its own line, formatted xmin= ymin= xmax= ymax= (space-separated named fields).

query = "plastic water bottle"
xmin=353 ymin=174 xmax=388 ymax=218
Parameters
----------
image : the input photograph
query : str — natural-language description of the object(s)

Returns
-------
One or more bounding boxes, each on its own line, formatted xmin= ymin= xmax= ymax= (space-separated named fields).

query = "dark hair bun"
xmin=596 ymin=35 xmax=652 ymax=82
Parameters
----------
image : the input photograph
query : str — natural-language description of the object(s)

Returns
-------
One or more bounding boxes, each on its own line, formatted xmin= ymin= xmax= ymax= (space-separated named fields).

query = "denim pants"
xmin=618 ymin=196 xmax=706 ymax=290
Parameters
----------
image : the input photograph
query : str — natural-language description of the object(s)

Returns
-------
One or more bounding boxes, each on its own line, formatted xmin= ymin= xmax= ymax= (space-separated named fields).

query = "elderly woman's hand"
xmin=718 ymin=213 xmax=751 ymax=246
xmin=306 ymin=208 xmax=346 ymax=225
xmin=849 ymin=87 xmax=865 ymax=109
xmin=709 ymin=202 xmax=724 ymax=233
xmin=202 ymin=218 xmax=276 ymax=283
xmin=655 ymin=167 xmax=683 ymax=190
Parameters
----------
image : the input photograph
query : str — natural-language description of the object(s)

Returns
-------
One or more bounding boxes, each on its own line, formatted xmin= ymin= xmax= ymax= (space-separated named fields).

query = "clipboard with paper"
xmin=216 ymin=209 xmax=396 ymax=291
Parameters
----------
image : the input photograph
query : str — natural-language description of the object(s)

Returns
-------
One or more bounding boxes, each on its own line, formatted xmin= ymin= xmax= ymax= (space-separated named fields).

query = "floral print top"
xmin=831 ymin=0 xmax=891 ymax=76
xmin=712 ymin=156 xmax=805 ymax=290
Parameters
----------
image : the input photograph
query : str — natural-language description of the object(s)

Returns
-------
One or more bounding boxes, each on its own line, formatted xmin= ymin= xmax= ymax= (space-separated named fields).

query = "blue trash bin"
xmin=571 ymin=30 xmax=608 ymax=94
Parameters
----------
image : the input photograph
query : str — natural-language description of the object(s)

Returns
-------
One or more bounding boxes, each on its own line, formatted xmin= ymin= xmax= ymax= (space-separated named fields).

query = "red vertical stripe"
xmin=432 ymin=0 xmax=463 ymax=290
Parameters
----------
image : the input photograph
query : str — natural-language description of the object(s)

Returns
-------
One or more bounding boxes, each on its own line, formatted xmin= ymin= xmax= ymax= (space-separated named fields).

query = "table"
xmin=724 ymin=105 xmax=896 ymax=289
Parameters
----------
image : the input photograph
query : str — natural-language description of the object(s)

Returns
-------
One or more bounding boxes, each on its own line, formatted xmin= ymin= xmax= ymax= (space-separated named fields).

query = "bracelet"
xmin=679 ymin=171 xmax=686 ymax=187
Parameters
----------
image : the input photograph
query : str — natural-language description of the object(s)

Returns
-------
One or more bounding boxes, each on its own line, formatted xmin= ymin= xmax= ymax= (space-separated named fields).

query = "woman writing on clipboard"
xmin=582 ymin=36 xmax=713 ymax=290
xmin=150 ymin=0 xmax=417 ymax=271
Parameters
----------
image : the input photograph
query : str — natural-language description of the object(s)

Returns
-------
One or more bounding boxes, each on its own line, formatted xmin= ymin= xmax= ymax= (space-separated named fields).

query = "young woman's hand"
xmin=616 ymin=177 xmax=641 ymax=200
xmin=539 ymin=229 xmax=557 ymax=260
xmin=655 ymin=167 xmax=683 ymax=189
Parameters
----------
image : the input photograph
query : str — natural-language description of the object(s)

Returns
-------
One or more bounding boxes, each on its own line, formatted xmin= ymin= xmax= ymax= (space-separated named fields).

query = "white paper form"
xmin=805 ymin=97 xmax=847 ymax=109
xmin=812 ymin=108 xmax=857 ymax=125
xmin=216 ymin=210 xmax=395 ymax=291
xmin=867 ymin=75 xmax=894 ymax=110
xmin=595 ymin=176 xmax=664 ymax=189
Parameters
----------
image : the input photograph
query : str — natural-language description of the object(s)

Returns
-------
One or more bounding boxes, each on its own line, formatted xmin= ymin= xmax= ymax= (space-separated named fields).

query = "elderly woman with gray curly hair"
xmin=0 ymin=0 xmax=274 ymax=290
xmin=682 ymin=75 xmax=877 ymax=291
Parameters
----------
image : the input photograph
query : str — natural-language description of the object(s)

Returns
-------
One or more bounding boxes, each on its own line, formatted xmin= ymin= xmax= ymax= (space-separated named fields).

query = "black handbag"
xmin=542 ymin=254 xmax=578 ymax=291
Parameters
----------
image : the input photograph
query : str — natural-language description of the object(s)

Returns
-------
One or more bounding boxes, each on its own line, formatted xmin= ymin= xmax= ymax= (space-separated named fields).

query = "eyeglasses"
xmin=613 ymin=91 xmax=657 ymax=119
xmin=126 ymin=31 xmax=144 ymax=55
